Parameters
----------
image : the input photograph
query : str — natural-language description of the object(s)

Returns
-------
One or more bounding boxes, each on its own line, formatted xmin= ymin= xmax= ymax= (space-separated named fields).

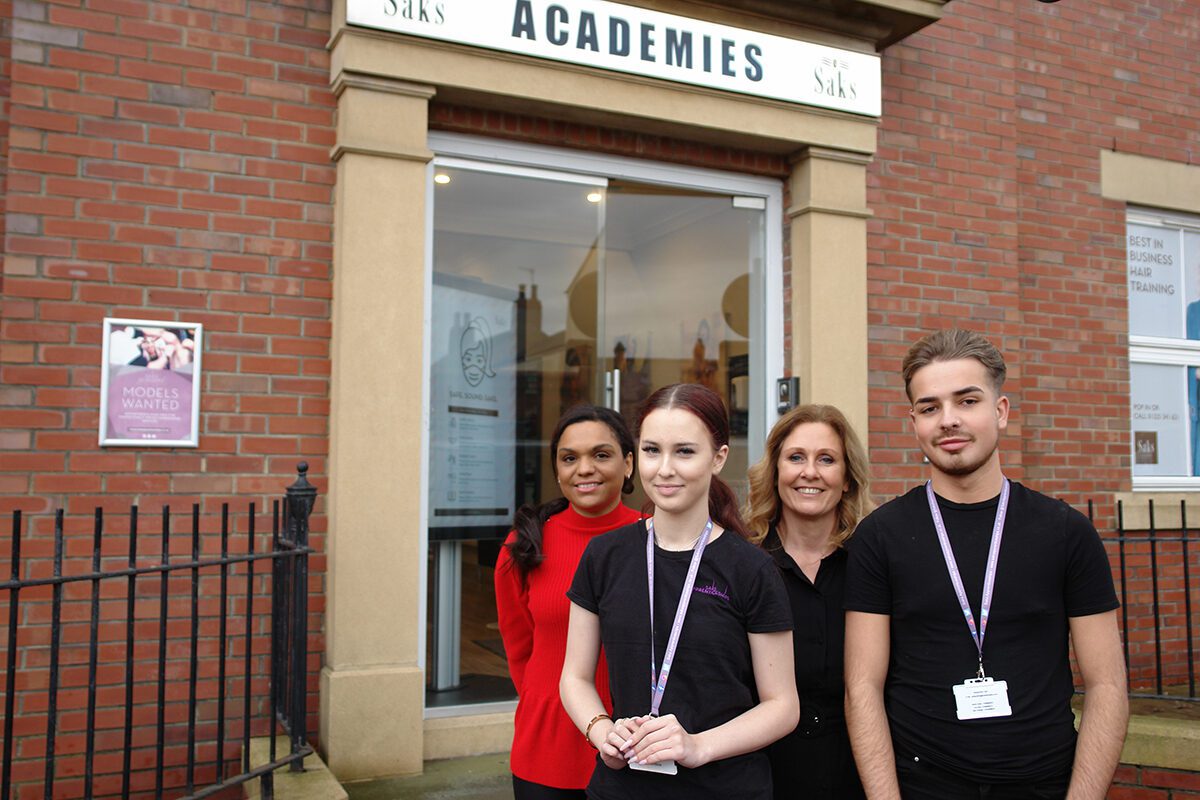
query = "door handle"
xmin=604 ymin=368 xmax=622 ymax=411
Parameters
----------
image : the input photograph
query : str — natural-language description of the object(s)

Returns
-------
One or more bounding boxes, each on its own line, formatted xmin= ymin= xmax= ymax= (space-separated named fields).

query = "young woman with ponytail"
xmin=560 ymin=383 xmax=799 ymax=800
xmin=494 ymin=405 xmax=642 ymax=800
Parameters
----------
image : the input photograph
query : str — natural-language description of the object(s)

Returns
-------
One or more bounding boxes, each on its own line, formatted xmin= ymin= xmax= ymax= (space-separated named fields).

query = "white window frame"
xmin=1129 ymin=206 xmax=1200 ymax=490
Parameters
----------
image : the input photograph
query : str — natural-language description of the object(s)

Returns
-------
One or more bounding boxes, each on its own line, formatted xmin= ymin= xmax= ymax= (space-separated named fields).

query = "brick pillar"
xmin=321 ymin=73 xmax=435 ymax=780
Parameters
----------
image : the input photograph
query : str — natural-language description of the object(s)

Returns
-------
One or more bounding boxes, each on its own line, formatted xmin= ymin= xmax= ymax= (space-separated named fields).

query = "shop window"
xmin=422 ymin=135 xmax=782 ymax=712
xmin=1128 ymin=209 xmax=1200 ymax=487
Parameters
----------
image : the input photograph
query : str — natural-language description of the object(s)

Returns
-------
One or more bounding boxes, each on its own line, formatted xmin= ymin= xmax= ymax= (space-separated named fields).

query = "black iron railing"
xmin=0 ymin=463 xmax=316 ymax=800
xmin=1092 ymin=498 xmax=1197 ymax=702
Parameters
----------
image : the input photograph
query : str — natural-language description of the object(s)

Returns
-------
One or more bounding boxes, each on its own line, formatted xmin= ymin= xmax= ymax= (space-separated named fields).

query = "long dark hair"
xmin=505 ymin=404 xmax=636 ymax=585
xmin=636 ymin=383 xmax=751 ymax=539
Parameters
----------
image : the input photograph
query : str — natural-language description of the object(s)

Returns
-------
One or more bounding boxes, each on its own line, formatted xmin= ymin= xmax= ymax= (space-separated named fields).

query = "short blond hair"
xmin=902 ymin=329 xmax=1006 ymax=401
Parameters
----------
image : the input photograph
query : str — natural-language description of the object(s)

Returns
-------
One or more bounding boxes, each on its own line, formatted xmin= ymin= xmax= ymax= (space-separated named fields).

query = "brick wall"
xmin=1 ymin=0 xmax=1197 ymax=794
xmin=1112 ymin=764 xmax=1200 ymax=799
xmin=867 ymin=0 xmax=1200 ymax=511
xmin=0 ymin=0 xmax=334 ymax=795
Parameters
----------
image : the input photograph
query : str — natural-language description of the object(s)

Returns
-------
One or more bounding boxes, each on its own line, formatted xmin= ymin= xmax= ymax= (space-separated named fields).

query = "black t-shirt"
xmin=845 ymin=481 xmax=1118 ymax=783
xmin=568 ymin=520 xmax=792 ymax=800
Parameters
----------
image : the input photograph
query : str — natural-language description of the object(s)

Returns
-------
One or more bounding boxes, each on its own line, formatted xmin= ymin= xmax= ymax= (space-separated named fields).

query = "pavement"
xmin=343 ymin=754 xmax=513 ymax=800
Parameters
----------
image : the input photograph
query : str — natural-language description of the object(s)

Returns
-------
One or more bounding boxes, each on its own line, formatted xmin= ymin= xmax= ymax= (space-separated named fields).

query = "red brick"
xmin=34 ymin=474 xmax=103 ymax=493
xmin=146 ymin=209 xmax=208 ymax=229
xmin=8 ymin=195 xmax=78 ymax=217
xmin=210 ymin=293 xmax=269 ymax=313
xmin=70 ymin=453 xmax=138 ymax=472
xmin=110 ymin=266 xmax=179 ymax=287
xmin=46 ymin=134 xmax=117 ymax=159
xmin=47 ymin=90 xmax=117 ymax=117
xmin=45 ymin=263 xmax=111 ymax=282
xmin=210 ymin=254 xmax=268 ymax=273
xmin=1141 ymin=769 xmax=1200 ymax=791
xmin=10 ymin=150 xmax=79 ymax=175
xmin=119 ymin=19 xmax=183 ymax=44
xmin=4 ymin=279 xmax=74 ymax=301
xmin=10 ymin=107 xmax=78 ymax=133
xmin=150 ymin=44 xmax=214 ymax=69
xmin=114 ymin=225 xmax=178 ymax=246
xmin=147 ymin=127 xmax=211 ymax=151
xmin=6 ymin=236 xmax=73 ymax=258
xmin=46 ymin=177 xmax=113 ymax=200
xmin=76 ymin=242 xmax=144 ymax=265
xmin=117 ymin=143 xmax=181 ymax=167
xmin=0 ymin=409 xmax=67 ymax=428
xmin=1107 ymin=789 xmax=1168 ymax=800
xmin=83 ymin=75 xmax=150 ymax=101
xmin=43 ymin=219 xmax=111 ymax=239
xmin=119 ymin=101 xmax=181 ymax=126
xmin=11 ymin=64 xmax=84 ymax=91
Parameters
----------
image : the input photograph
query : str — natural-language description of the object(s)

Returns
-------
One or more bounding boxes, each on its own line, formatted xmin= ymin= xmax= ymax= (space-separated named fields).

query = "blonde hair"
xmin=744 ymin=404 xmax=872 ymax=548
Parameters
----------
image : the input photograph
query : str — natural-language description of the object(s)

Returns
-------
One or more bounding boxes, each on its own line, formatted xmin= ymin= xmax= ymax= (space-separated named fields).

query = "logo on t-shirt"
xmin=693 ymin=581 xmax=730 ymax=602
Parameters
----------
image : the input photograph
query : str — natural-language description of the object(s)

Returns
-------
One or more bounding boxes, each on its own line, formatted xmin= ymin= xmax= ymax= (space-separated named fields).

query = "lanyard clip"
xmin=976 ymin=659 xmax=986 ymax=680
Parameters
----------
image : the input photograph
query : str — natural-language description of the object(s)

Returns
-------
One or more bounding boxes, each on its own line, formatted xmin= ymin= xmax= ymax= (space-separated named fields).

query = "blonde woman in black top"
xmin=745 ymin=404 xmax=872 ymax=800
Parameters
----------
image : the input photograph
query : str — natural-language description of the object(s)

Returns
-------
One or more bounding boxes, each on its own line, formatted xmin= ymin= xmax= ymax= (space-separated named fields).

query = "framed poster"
xmin=99 ymin=317 xmax=202 ymax=447
xmin=428 ymin=274 xmax=517 ymax=536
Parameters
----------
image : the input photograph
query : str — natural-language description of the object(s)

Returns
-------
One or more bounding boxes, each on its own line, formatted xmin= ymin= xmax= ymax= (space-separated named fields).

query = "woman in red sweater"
xmin=495 ymin=404 xmax=641 ymax=799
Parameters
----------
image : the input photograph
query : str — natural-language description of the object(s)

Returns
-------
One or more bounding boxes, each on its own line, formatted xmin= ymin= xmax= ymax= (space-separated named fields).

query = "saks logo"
xmin=1134 ymin=431 xmax=1158 ymax=465
xmin=814 ymin=57 xmax=856 ymax=100
xmin=384 ymin=0 xmax=445 ymax=23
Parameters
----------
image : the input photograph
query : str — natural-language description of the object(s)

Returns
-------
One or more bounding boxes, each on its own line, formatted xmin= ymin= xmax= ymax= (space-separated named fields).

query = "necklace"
xmin=650 ymin=519 xmax=710 ymax=551
xmin=654 ymin=530 xmax=706 ymax=551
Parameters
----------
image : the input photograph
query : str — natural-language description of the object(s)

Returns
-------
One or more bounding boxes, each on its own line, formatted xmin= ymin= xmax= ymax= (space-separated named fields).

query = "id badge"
xmin=629 ymin=759 xmax=678 ymax=776
xmin=952 ymin=677 xmax=1012 ymax=720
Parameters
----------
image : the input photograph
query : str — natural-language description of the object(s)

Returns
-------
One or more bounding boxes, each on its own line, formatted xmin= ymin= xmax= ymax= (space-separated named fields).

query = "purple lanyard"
xmin=924 ymin=479 xmax=1010 ymax=678
xmin=644 ymin=517 xmax=712 ymax=718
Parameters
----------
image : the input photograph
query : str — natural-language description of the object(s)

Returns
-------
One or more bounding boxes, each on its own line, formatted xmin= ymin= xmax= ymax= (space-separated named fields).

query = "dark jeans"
xmin=896 ymin=753 xmax=1069 ymax=800
xmin=512 ymin=775 xmax=588 ymax=800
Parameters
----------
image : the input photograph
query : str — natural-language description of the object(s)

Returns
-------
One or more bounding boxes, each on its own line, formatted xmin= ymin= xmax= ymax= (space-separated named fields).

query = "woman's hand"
xmin=595 ymin=717 xmax=642 ymax=770
xmin=623 ymin=714 xmax=708 ymax=769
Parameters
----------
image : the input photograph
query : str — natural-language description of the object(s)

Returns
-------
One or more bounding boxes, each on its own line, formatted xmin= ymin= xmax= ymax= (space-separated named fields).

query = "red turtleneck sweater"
xmin=494 ymin=502 xmax=642 ymax=789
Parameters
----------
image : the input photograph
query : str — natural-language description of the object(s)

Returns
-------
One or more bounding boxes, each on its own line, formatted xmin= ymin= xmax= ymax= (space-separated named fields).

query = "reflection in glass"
xmin=425 ymin=165 xmax=766 ymax=707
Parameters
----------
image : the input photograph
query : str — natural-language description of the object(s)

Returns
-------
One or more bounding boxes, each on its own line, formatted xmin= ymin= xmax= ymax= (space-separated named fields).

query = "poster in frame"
xmin=99 ymin=317 xmax=202 ymax=448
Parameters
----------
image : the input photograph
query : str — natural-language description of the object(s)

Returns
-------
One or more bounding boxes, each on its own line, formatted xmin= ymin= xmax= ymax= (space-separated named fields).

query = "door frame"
xmin=418 ymin=132 xmax=785 ymax=717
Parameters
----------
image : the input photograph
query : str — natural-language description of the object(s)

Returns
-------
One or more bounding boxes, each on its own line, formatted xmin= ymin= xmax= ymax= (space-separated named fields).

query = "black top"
xmin=762 ymin=527 xmax=865 ymax=800
xmin=845 ymin=481 xmax=1119 ymax=783
xmin=568 ymin=520 xmax=792 ymax=800
xmin=762 ymin=527 xmax=849 ymax=733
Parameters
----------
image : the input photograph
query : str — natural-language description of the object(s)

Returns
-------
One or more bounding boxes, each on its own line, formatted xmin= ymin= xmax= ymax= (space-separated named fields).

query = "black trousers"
xmin=512 ymin=775 xmax=588 ymax=800
xmin=896 ymin=754 xmax=1069 ymax=800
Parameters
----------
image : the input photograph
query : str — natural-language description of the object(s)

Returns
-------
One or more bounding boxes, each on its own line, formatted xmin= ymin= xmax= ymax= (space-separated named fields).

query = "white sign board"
xmin=1131 ymin=362 xmax=1190 ymax=477
xmin=346 ymin=0 xmax=882 ymax=116
xmin=1127 ymin=223 xmax=1182 ymax=338
xmin=429 ymin=277 xmax=517 ymax=529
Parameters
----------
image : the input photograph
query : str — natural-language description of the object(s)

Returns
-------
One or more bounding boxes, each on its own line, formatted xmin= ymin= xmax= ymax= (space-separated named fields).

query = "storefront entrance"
xmin=422 ymin=135 xmax=782 ymax=711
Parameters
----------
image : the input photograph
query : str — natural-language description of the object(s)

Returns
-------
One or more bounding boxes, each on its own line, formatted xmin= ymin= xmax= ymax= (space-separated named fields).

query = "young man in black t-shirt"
xmin=845 ymin=329 xmax=1129 ymax=800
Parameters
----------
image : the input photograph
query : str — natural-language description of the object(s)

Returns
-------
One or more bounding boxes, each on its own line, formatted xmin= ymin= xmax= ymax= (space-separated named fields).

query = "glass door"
xmin=425 ymin=155 xmax=770 ymax=710
xmin=426 ymin=161 xmax=606 ymax=705
xmin=599 ymin=181 xmax=766 ymax=502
